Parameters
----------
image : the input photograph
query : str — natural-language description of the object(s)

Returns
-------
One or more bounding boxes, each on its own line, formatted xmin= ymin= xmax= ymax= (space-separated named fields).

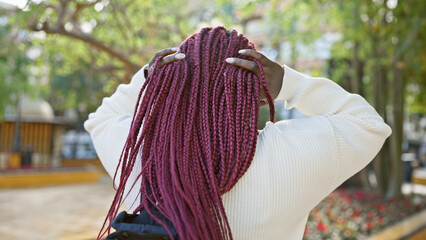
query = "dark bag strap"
xmin=105 ymin=210 xmax=178 ymax=240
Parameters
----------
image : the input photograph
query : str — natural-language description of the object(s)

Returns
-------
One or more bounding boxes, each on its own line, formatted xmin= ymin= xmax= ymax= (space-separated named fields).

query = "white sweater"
xmin=84 ymin=65 xmax=391 ymax=240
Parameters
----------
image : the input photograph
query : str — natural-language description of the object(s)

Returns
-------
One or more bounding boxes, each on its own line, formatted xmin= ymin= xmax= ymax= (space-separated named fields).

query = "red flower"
xmin=376 ymin=204 xmax=386 ymax=211
xmin=378 ymin=216 xmax=383 ymax=224
xmin=355 ymin=190 xmax=365 ymax=199
xmin=317 ymin=222 xmax=328 ymax=231
xmin=404 ymin=199 xmax=410 ymax=207
xmin=365 ymin=221 xmax=374 ymax=230
xmin=352 ymin=207 xmax=362 ymax=218
xmin=304 ymin=226 xmax=308 ymax=236
xmin=367 ymin=212 xmax=374 ymax=219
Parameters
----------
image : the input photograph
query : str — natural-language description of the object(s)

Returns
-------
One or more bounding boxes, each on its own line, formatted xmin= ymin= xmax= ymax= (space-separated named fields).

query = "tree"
xmin=325 ymin=0 xmax=426 ymax=197
xmin=9 ymin=0 xmax=208 ymax=123
xmin=0 ymin=7 xmax=32 ymax=119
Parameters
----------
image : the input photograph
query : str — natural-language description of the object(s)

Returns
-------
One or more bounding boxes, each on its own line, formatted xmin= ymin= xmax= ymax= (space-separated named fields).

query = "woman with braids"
xmin=85 ymin=27 xmax=391 ymax=240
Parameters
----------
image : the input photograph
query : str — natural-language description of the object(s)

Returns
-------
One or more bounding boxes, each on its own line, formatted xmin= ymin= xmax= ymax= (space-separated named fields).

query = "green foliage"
xmin=2 ymin=0 xmax=425 ymax=124
xmin=258 ymin=104 xmax=283 ymax=130
xmin=0 ymin=10 xmax=31 ymax=118
xmin=326 ymin=0 xmax=426 ymax=113
xmin=6 ymin=0 xmax=206 ymax=122
xmin=322 ymin=0 xmax=426 ymax=197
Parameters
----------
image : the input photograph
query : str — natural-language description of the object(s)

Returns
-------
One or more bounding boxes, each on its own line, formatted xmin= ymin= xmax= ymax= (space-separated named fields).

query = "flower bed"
xmin=303 ymin=187 xmax=426 ymax=239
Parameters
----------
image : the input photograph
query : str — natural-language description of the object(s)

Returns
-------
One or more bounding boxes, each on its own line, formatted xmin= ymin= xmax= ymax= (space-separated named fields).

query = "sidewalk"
xmin=368 ymin=209 xmax=426 ymax=240
xmin=0 ymin=175 xmax=118 ymax=240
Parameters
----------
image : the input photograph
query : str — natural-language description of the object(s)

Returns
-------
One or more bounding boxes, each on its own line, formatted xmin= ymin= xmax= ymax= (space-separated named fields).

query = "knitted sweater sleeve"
xmin=275 ymin=65 xmax=392 ymax=192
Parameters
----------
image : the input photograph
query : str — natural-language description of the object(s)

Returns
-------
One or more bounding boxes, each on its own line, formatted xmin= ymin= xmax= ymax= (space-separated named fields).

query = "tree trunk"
xmin=371 ymin=63 xmax=390 ymax=194
xmin=351 ymin=41 xmax=364 ymax=96
xmin=386 ymin=60 xmax=404 ymax=198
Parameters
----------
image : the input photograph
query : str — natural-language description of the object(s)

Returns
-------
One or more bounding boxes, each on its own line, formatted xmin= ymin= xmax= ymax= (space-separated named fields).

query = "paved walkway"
xmin=368 ymin=209 xmax=426 ymax=240
xmin=0 ymin=175 xmax=118 ymax=240
xmin=410 ymin=227 xmax=426 ymax=240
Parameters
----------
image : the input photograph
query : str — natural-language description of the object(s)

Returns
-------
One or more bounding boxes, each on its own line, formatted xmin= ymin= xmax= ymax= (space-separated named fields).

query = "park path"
xmin=0 ymin=175 xmax=118 ymax=240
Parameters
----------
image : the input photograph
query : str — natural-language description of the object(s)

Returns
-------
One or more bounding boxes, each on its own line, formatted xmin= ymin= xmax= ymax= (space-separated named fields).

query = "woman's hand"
xmin=144 ymin=47 xmax=186 ymax=78
xmin=145 ymin=48 xmax=283 ymax=106
xmin=225 ymin=49 xmax=284 ymax=105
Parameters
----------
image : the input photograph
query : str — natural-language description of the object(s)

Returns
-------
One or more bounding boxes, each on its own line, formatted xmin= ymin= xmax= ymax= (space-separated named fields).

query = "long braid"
xmin=99 ymin=26 xmax=275 ymax=240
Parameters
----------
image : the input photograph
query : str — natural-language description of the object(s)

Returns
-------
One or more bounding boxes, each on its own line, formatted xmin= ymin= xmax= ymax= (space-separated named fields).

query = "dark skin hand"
xmin=147 ymin=47 xmax=185 ymax=71
xmin=225 ymin=49 xmax=284 ymax=106
xmin=147 ymin=48 xmax=284 ymax=106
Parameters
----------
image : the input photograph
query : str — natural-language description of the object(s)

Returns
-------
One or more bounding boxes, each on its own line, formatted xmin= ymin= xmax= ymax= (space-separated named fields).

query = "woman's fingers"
xmin=148 ymin=47 xmax=179 ymax=69
xmin=157 ymin=53 xmax=186 ymax=69
xmin=225 ymin=49 xmax=270 ymax=76
xmin=225 ymin=58 xmax=260 ymax=76
xmin=233 ymin=49 xmax=284 ymax=100
xmin=238 ymin=49 xmax=269 ymax=65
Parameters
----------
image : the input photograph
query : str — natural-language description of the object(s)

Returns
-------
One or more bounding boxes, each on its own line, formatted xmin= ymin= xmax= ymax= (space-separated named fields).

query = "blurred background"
xmin=0 ymin=0 xmax=425 ymax=239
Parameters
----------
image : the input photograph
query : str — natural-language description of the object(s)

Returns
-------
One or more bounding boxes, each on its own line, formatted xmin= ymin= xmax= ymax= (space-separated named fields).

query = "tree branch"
xmin=29 ymin=23 xmax=140 ymax=74
xmin=72 ymin=0 xmax=99 ymax=23
xmin=27 ymin=0 xmax=139 ymax=83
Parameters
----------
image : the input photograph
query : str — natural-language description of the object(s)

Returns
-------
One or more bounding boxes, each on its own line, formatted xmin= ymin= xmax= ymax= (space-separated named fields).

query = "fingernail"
xmin=171 ymin=47 xmax=179 ymax=51
xmin=175 ymin=53 xmax=186 ymax=59
xmin=225 ymin=58 xmax=235 ymax=63
xmin=238 ymin=49 xmax=246 ymax=54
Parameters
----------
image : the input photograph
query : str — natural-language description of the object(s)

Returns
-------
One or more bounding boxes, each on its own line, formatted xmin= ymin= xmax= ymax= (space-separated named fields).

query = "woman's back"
xmin=84 ymin=28 xmax=391 ymax=240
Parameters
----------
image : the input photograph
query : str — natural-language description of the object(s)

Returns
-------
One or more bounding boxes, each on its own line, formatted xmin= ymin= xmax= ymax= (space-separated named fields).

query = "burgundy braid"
xmin=98 ymin=26 xmax=275 ymax=240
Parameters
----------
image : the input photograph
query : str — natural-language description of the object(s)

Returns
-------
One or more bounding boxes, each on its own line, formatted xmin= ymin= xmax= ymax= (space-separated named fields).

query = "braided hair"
xmin=99 ymin=26 xmax=275 ymax=240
